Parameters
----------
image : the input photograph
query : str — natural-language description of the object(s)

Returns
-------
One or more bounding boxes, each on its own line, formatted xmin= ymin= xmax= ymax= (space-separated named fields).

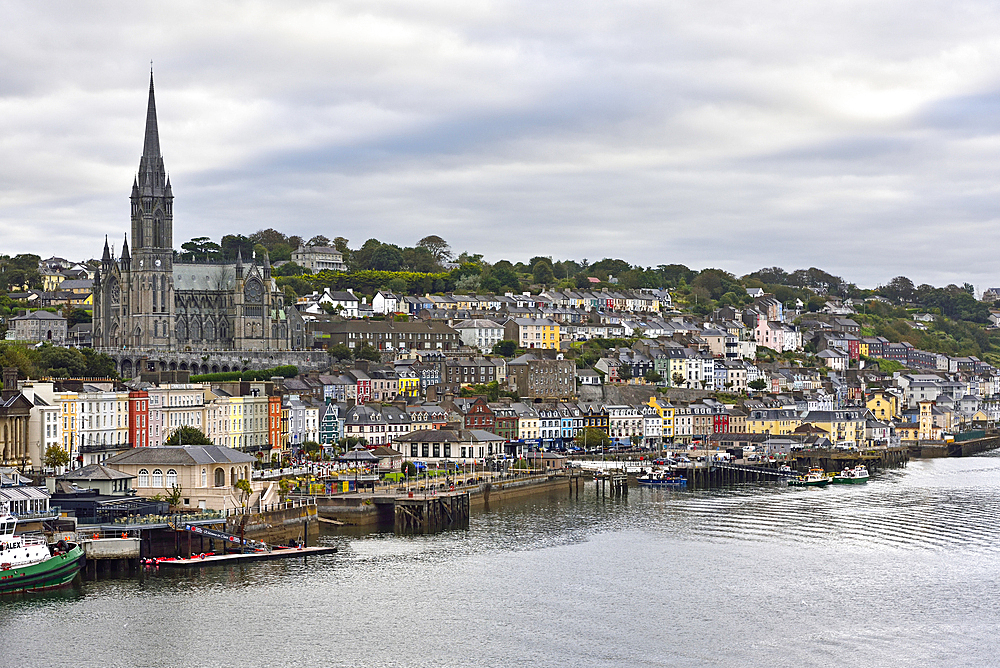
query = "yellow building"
xmin=645 ymin=397 xmax=675 ymax=439
xmin=504 ymin=318 xmax=560 ymax=350
xmin=800 ymin=410 xmax=866 ymax=446
xmin=397 ymin=372 xmax=420 ymax=399
xmin=866 ymin=391 xmax=900 ymax=421
xmin=918 ymin=400 xmax=943 ymax=441
xmin=746 ymin=409 xmax=802 ymax=436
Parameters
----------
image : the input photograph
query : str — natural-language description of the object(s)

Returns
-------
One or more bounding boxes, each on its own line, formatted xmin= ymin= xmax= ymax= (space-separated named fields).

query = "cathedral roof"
xmin=173 ymin=264 xmax=238 ymax=291
xmin=142 ymin=71 xmax=160 ymax=161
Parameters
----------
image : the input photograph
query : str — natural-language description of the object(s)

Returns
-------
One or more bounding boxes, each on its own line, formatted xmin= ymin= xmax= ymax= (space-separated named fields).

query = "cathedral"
xmin=93 ymin=74 xmax=303 ymax=353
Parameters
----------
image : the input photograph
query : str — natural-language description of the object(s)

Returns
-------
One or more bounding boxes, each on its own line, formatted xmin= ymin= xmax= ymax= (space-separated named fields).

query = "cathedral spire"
xmin=102 ymin=236 xmax=111 ymax=263
xmin=142 ymin=71 xmax=161 ymax=161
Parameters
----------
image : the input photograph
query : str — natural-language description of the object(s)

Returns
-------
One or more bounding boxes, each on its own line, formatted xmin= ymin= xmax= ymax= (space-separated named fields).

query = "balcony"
xmin=80 ymin=442 xmax=134 ymax=454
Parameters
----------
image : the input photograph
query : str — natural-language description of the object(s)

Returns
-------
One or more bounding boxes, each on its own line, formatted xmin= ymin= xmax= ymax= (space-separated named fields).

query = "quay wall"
xmin=226 ymin=504 xmax=318 ymax=545
xmin=316 ymin=474 xmax=577 ymax=527
xmin=907 ymin=436 xmax=1000 ymax=459
xmin=471 ymin=475 xmax=572 ymax=510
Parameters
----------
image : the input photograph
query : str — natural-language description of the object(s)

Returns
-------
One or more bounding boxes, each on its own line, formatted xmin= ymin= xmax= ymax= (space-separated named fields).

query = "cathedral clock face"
xmin=155 ymin=259 xmax=162 ymax=268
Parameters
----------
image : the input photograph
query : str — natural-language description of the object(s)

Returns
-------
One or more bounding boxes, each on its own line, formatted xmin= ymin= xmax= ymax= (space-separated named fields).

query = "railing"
xmin=80 ymin=442 xmax=134 ymax=454
xmin=225 ymin=496 xmax=316 ymax=517
xmin=253 ymin=467 xmax=309 ymax=480
xmin=11 ymin=509 xmax=60 ymax=520
xmin=106 ymin=511 xmax=224 ymax=526
xmin=75 ymin=527 xmax=141 ymax=539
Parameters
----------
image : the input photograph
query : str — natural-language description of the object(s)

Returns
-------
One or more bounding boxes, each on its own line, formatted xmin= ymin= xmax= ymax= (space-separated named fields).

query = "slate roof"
xmin=56 ymin=463 xmax=134 ymax=481
xmin=103 ymin=445 xmax=254 ymax=466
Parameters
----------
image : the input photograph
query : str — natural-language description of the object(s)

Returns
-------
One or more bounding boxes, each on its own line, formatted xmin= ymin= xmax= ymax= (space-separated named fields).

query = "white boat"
xmin=636 ymin=470 xmax=687 ymax=487
xmin=832 ymin=465 xmax=870 ymax=484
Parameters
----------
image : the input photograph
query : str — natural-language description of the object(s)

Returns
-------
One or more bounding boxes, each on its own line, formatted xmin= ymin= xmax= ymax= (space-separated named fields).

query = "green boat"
xmin=0 ymin=502 xmax=85 ymax=595
xmin=832 ymin=465 xmax=870 ymax=485
xmin=788 ymin=468 xmax=831 ymax=487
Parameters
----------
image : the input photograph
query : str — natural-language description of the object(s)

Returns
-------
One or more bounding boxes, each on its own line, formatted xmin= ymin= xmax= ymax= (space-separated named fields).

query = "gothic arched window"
xmin=153 ymin=210 xmax=164 ymax=248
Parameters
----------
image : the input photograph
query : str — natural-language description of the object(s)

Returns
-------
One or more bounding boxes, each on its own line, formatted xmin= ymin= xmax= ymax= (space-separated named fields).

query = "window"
xmin=152 ymin=469 xmax=163 ymax=487
xmin=166 ymin=469 xmax=178 ymax=487
xmin=138 ymin=469 xmax=149 ymax=487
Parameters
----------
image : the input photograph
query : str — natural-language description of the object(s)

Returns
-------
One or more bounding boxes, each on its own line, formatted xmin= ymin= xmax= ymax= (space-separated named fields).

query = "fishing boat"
xmin=787 ymin=468 xmax=830 ymax=487
xmin=636 ymin=470 xmax=687 ymax=487
xmin=832 ymin=465 xmax=870 ymax=485
xmin=0 ymin=501 xmax=85 ymax=595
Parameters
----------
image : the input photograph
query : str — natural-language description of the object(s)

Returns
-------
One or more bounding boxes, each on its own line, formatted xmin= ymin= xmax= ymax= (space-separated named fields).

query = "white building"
xmin=453 ymin=319 xmax=505 ymax=353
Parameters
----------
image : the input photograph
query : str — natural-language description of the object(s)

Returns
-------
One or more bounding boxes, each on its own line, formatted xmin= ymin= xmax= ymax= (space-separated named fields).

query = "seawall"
xmin=316 ymin=473 xmax=577 ymax=528
xmin=908 ymin=435 xmax=1000 ymax=459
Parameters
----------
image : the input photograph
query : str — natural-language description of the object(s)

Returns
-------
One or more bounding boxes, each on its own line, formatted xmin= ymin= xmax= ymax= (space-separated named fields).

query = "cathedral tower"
xmin=128 ymin=72 xmax=175 ymax=349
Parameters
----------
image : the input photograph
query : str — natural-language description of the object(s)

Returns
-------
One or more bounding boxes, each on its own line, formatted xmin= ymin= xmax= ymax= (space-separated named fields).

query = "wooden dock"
xmin=594 ymin=470 xmax=628 ymax=496
xmin=154 ymin=545 xmax=338 ymax=568
xmin=393 ymin=492 xmax=470 ymax=533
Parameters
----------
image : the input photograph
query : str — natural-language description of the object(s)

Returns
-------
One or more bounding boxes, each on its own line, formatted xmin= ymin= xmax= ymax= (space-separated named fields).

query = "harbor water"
xmin=4 ymin=452 xmax=1000 ymax=667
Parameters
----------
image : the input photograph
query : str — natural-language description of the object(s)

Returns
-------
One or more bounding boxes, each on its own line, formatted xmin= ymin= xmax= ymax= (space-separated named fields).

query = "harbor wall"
xmin=471 ymin=475 xmax=571 ymax=510
xmin=907 ymin=436 xmax=1000 ymax=459
xmin=226 ymin=504 xmax=318 ymax=545
xmin=316 ymin=474 xmax=577 ymax=527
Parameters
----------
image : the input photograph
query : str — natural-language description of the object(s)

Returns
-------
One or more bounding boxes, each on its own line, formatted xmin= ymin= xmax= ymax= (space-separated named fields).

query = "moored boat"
xmin=0 ymin=502 xmax=85 ymax=595
xmin=636 ymin=470 xmax=687 ymax=487
xmin=832 ymin=465 xmax=870 ymax=484
xmin=788 ymin=468 xmax=830 ymax=487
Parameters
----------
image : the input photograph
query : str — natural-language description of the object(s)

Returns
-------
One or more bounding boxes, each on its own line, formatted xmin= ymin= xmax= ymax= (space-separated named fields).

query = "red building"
xmin=463 ymin=397 xmax=495 ymax=431
xmin=268 ymin=395 xmax=282 ymax=453
xmin=128 ymin=390 xmax=149 ymax=448
xmin=712 ymin=412 xmax=730 ymax=434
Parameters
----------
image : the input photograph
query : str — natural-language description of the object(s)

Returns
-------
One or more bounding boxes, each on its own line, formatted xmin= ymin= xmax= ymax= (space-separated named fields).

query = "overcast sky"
xmin=1 ymin=0 xmax=998 ymax=288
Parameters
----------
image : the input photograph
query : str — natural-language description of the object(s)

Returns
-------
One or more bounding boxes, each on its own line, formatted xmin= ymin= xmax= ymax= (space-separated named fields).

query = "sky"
xmin=0 ymin=0 xmax=998 ymax=289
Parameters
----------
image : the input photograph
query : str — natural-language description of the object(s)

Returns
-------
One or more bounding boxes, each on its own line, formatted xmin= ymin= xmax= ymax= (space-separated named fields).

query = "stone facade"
xmin=92 ymin=74 xmax=302 ymax=365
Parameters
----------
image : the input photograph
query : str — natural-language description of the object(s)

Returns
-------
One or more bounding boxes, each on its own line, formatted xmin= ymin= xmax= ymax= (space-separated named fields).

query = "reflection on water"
xmin=4 ymin=453 xmax=1000 ymax=667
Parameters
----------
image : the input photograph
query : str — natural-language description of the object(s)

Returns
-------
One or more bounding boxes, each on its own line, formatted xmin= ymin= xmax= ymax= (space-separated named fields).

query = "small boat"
xmin=0 ymin=502 xmax=85 ymax=595
xmin=636 ymin=470 xmax=687 ymax=487
xmin=788 ymin=468 xmax=830 ymax=487
xmin=832 ymin=465 xmax=870 ymax=484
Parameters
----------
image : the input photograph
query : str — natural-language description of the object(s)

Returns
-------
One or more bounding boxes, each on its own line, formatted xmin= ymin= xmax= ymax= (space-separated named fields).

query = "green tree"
xmin=38 ymin=345 xmax=86 ymax=378
xmin=165 ymin=426 xmax=214 ymax=445
xmin=220 ymin=234 xmax=254 ymax=261
xmin=180 ymin=236 xmax=222 ymax=262
xmin=62 ymin=307 xmax=92 ymax=327
xmin=532 ymin=260 xmax=555 ymax=285
xmin=671 ymin=372 xmax=685 ymax=387
xmin=576 ymin=427 xmax=611 ymax=450
xmin=644 ymin=370 xmax=663 ymax=384
xmin=167 ymin=483 xmax=183 ymax=509
xmin=307 ymin=235 xmax=331 ymax=247
xmin=492 ymin=340 xmax=517 ymax=357
xmin=356 ymin=343 xmax=381 ymax=362
xmin=748 ymin=378 xmax=767 ymax=392
xmin=416 ymin=235 xmax=452 ymax=264
xmin=329 ymin=343 xmax=352 ymax=360
xmin=80 ymin=348 xmax=117 ymax=378
xmin=43 ymin=444 xmax=69 ymax=470
xmin=234 ymin=478 xmax=253 ymax=510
